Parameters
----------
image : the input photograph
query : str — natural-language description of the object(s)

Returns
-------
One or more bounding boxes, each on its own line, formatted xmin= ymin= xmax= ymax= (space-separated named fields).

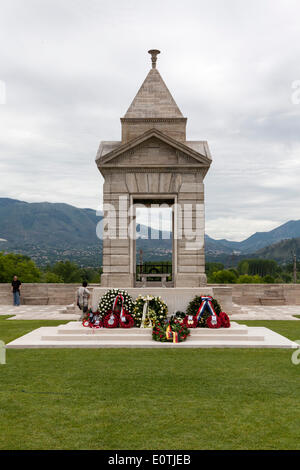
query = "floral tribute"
xmin=132 ymin=295 xmax=168 ymax=328
xmin=152 ymin=318 xmax=190 ymax=343
xmin=184 ymin=295 xmax=230 ymax=329
xmin=219 ymin=312 xmax=230 ymax=328
xmin=97 ymin=289 xmax=135 ymax=329
xmin=82 ymin=310 xmax=103 ymax=328
xmin=182 ymin=315 xmax=198 ymax=328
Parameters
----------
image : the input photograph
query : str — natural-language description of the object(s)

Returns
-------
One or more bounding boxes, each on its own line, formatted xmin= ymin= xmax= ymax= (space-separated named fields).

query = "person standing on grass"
xmin=77 ymin=281 xmax=90 ymax=320
xmin=11 ymin=275 xmax=21 ymax=306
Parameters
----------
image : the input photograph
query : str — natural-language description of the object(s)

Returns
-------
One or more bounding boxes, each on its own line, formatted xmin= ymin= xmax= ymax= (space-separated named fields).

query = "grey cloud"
xmin=0 ymin=0 xmax=300 ymax=240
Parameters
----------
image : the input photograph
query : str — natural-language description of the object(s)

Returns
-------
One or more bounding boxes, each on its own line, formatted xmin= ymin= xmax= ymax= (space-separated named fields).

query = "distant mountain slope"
xmin=1 ymin=197 xmax=300 ymax=266
xmin=206 ymin=220 xmax=300 ymax=254
xmin=0 ymin=198 xmax=172 ymax=265
xmin=234 ymin=220 xmax=300 ymax=253
xmin=0 ymin=198 xmax=100 ymax=247
xmin=255 ymin=237 xmax=300 ymax=263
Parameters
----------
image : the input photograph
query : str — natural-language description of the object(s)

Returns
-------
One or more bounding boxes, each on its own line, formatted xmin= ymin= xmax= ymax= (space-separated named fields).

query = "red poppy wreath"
xmin=206 ymin=314 xmax=222 ymax=329
xmin=183 ymin=315 xmax=198 ymax=328
xmin=103 ymin=313 xmax=119 ymax=328
xmin=219 ymin=311 xmax=230 ymax=328
xmin=119 ymin=313 xmax=134 ymax=328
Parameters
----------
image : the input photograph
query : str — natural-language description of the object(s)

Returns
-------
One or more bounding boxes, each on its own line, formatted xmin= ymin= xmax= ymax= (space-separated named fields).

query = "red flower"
xmin=219 ymin=312 xmax=230 ymax=328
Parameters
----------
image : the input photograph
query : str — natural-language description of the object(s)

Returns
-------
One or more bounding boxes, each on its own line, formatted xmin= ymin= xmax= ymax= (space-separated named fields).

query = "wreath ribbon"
xmin=112 ymin=294 xmax=126 ymax=322
xmin=140 ymin=300 xmax=152 ymax=328
xmin=196 ymin=296 xmax=218 ymax=323
xmin=166 ymin=323 xmax=172 ymax=340
xmin=173 ymin=332 xmax=179 ymax=343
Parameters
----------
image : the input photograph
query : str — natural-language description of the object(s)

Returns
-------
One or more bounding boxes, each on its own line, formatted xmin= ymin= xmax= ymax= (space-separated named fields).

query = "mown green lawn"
xmin=0 ymin=317 xmax=300 ymax=450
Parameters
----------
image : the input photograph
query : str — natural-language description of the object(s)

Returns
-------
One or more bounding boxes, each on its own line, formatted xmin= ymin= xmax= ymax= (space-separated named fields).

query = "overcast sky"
xmin=0 ymin=0 xmax=300 ymax=241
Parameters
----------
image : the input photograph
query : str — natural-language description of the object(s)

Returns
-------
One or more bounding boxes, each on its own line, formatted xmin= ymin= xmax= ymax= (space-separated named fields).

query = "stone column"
xmin=175 ymin=172 xmax=206 ymax=287
xmin=100 ymin=172 xmax=134 ymax=287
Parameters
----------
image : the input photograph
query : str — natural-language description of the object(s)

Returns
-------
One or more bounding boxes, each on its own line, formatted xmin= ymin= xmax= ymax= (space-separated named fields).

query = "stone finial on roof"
xmin=148 ymin=49 xmax=160 ymax=69
xmin=123 ymin=49 xmax=184 ymax=119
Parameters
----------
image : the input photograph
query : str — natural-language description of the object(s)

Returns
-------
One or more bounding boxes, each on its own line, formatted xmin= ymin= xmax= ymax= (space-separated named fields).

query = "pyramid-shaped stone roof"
xmin=124 ymin=68 xmax=184 ymax=119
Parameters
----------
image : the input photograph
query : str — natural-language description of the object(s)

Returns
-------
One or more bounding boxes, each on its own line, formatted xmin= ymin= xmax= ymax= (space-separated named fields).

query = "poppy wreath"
xmin=186 ymin=295 xmax=222 ymax=328
xmin=82 ymin=310 xmax=103 ymax=328
xmin=119 ymin=313 xmax=135 ymax=328
xmin=98 ymin=289 xmax=134 ymax=320
xmin=92 ymin=316 xmax=103 ymax=328
xmin=183 ymin=315 xmax=198 ymax=328
xmin=219 ymin=311 xmax=230 ymax=328
xmin=206 ymin=314 xmax=222 ymax=329
xmin=103 ymin=312 xmax=119 ymax=328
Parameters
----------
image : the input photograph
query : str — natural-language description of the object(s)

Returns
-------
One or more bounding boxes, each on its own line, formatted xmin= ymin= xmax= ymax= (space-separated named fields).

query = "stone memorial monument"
xmin=96 ymin=50 xmax=212 ymax=287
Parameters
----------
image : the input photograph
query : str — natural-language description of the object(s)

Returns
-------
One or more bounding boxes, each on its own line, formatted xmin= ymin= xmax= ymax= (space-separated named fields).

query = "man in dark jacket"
xmin=11 ymin=275 xmax=21 ymax=306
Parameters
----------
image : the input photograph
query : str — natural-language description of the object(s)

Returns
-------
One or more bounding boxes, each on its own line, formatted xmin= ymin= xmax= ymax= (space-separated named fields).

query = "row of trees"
xmin=0 ymin=251 xmax=298 ymax=285
xmin=0 ymin=252 xmax=102 ymax=283
xmin=205 ymin=259 xmax=299 ymax=284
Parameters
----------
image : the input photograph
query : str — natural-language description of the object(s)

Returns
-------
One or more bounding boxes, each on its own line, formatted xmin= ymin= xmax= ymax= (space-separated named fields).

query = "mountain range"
xmin=0 ymin=198 xmax=299 ymax=266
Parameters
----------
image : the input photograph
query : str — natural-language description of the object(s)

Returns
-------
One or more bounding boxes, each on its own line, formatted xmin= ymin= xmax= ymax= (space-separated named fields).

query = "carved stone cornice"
xmin=121 ymin=118 xmax=187 ymax=123
xmin=101 ymin=167 xmax=206 ymax=175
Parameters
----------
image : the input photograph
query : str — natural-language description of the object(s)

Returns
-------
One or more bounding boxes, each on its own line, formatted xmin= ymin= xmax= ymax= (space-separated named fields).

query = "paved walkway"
xmin=1 ymin=304 xmax=300 ymax=321
xmin=0 ymin=305 xmax=79 ymax=320
xmin=231 ymin=305 xmax=300 ymax=321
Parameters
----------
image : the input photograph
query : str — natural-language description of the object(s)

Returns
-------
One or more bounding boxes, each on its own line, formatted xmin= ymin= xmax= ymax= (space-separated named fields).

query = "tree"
xmin=237 ymin=259 xmax=278 ymax=277
xmin=42 ymin=272 xmax=63 ymax=283
xmin=281 ymin=272 xmax=292 ymax=283
xmin=211 ymin=270 xmax=237 ymax=284
xmin=262 ymin=275 xmax=275 ymax=284
xmin=237 ymin=274 xmax=254 ymax=283
xmin=205 ymin=262 xmax=224 ymax=276
xmin=50 ymin=261 xmax=82 ymax=283
xmin=237 ymin=261 xmax=249 ymax=275
xmin=0 ymin=252 xmax=41 ymax=282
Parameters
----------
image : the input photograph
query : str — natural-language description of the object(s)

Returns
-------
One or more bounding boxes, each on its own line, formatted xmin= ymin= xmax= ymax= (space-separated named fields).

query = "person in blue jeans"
xmin=11 ymin=275 xmax=21 ymax=306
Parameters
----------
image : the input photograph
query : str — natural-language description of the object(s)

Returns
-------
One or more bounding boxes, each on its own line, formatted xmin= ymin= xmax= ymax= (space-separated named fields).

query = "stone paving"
xmin=0 ymin=304 xmax=300 ymax=321
xmin=0 ymin=305 xmax=79 ymax=320
xmin=231 ymin=305 xmax=300 ymax=321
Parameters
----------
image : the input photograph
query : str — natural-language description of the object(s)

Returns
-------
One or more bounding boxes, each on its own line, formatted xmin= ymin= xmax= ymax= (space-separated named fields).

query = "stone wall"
xmin=0 ymin=283 xmax=84 ymax=305
xmin=2 ymin=282 xmax=300 ymax=308
xmin=209 ymin=284 xmax=300 ymax=305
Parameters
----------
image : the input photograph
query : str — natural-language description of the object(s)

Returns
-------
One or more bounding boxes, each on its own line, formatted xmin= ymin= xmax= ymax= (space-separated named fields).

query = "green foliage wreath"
xmin=186 ymin=295 xmax=222 ymax=328
xmin=132 ymin=295 xmax=168 ymax=327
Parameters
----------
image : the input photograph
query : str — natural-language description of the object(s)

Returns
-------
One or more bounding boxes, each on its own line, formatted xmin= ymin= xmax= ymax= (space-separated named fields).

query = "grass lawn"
xmin=0 ymin=317 xmax=300 ymax=450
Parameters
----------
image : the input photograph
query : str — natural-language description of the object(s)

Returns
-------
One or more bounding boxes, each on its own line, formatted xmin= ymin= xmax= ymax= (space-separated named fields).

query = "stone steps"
xmin=6 ymin=321 xmax=298 ymax=349
xmin=42 ymin=333 xmax=264 ymax=342
xmin=259 ymin=298 xmax=286 ymax=306
xmin=58 ymin=304 xmax=76 ymax=314
xmin=23 ymin=297 xmax=49 ymax=305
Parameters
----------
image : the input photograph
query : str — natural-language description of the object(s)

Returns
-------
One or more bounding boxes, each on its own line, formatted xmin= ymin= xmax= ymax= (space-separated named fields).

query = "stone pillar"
xmin=101 ymin=173 xmax=134 ymax=287
xmin=175 ymin=173 xmax=206 ymax=287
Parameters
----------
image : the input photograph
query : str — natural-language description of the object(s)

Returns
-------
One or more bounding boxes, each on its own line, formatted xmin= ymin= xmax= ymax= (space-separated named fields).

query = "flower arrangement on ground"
xmin=219 ymin=311 xmax=231 ymax=328
xmin=184 ymin=295 xmax=230 ymax=329
xmin=132 ymin=295 xmax=168 ymax=327
xmin=152 ymin=319 xmax=190 ymax=343
xmin=97 ymin=289 xmax=135 ymax=328
xmin=82 ymin=309 xmax=103 ymax=328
